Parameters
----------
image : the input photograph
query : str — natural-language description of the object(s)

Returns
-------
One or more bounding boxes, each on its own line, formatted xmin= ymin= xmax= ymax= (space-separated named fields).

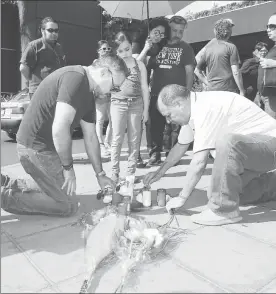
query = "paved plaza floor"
xmin=1 ymin=136 xmax=276 ymax=293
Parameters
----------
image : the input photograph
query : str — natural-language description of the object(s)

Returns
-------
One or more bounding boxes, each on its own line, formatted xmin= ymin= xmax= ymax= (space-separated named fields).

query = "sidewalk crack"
xmin=172 ymin=258 xmax=234 ymax=293
xmin=2 ymin=230 xmax=62 ymax=293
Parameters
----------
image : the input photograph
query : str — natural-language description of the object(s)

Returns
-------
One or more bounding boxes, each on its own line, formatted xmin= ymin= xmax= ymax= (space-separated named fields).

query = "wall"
xmin=1 ymin=3 xmax=21 ymax=94
xmin=1 ymin=1 xmax=102 ymax=93
xmin=34 ymin=1 xmax=102 ymax=66
xmin=183 ymin=1 xmax=276 ymax=43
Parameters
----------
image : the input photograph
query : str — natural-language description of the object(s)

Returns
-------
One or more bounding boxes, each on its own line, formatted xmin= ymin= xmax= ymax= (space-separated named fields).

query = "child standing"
xmin=110 ymin=32 xmax=150 ymax=184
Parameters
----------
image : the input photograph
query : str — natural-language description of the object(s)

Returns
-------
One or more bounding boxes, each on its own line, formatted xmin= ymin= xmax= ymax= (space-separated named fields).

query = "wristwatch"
xmin=62 ymin=162 xmax=74 ymax=171
xmin=96 ymin=170 xmax=106 ymax=177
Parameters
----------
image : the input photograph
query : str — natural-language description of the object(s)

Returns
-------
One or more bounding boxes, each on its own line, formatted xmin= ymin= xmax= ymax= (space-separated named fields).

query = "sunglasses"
xmin=169 ymin=16 xmax=187 ymax=26
xmin=100 ymin=47 xmax=112 ymax=52
xmin=152 ymin=30 xmax=165 ymax=39
xmin=267 ymin=24 xmax=276 ymax=31
xmin=45 ymin=28 xmax=59 ymax=33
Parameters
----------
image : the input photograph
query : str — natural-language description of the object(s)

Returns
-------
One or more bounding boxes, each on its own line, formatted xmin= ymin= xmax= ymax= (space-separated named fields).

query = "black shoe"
xmin=147 ymin=152 xmax=161 ymax=166
xmin=136 ymin=154 xmax=147 ymax=168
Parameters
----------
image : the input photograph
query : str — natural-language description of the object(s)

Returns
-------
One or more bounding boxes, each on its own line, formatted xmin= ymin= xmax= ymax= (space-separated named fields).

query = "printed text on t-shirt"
xmin=156 ymin=47 xmax=183 ymax=66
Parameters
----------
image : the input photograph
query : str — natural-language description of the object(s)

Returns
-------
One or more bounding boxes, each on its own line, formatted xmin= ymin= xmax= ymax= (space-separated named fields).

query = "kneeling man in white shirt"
xmin=143 ymin=84 xmax=276 ymax=226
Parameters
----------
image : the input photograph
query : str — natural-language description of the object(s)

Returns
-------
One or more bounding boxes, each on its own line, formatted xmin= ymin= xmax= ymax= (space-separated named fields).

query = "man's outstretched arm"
xmin=166 ymin=149 xmax=210 ymax=213
xmin=179 ymin=149 xmax=210 ymax=200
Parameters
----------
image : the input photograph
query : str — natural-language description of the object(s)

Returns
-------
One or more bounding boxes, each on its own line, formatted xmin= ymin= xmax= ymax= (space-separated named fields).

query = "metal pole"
xmin=146 ymin=0 xmax=149 ymax=35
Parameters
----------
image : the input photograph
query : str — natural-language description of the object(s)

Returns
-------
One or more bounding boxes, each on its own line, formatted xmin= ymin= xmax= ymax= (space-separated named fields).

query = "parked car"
xmin=1 ymin=88 xmax=109 ymax=140
xmin=1 ymin=88 xmax=29 ymax=139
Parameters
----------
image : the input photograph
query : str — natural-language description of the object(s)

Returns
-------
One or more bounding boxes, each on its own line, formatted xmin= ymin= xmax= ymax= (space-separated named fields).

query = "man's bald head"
xmin=157 ymin=84 xmax=191 ymax=126
xmin=158 ymin=84 xmax=191 ymax=107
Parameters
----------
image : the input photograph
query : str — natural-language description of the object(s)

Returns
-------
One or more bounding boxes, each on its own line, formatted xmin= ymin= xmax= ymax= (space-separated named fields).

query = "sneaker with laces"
xmin=191 ymin=208 xmax=242 ymax=226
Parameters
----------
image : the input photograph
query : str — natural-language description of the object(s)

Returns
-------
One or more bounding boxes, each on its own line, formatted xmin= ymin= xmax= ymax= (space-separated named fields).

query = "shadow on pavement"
xmin=239 ymin=205 xmax=276 ymax=224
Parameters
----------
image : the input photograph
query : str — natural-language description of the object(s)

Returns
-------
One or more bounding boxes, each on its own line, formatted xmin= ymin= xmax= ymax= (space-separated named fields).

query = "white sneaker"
xmin=191 ymin=208 xmax=242 ymax=226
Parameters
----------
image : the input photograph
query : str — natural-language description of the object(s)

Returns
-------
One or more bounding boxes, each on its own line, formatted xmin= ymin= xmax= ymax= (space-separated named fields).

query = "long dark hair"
xmin=136 ymin=18 xmax=170 ymax=56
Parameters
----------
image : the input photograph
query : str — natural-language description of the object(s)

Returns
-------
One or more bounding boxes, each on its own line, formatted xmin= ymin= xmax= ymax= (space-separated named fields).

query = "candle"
xmin=142 ymin=190 xmax=152 ymax=207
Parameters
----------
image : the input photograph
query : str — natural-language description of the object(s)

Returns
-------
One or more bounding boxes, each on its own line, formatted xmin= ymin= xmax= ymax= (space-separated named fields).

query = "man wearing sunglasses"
xmin=20 ymin=16 xmax=66 ymax=98
xmin=147 ymin=15 xmax=196 ymax=166
xmin=257 ymin=13 xmax=276 ymax=118
xmin=1 ymin=54 xmax=129 ymax=217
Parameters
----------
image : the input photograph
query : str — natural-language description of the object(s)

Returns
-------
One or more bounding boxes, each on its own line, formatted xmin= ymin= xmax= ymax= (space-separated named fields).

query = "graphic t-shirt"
xmin=197 ymin=38 xmax=240 ymax=92
xmin=178 ymin=91 xmax=276 ymax=155
xmin=17 ymin=65 xmax=96 ymax=151
xmin=148 ymin=41 xmax=196 ymax=95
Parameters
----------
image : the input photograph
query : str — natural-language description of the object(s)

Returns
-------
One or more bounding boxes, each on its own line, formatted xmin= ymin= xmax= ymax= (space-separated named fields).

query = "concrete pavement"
xmin=1 ymin=135 xmax=276 ymax=293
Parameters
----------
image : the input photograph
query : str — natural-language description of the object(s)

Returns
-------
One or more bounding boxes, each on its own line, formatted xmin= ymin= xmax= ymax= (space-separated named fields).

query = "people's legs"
xmin=262 ymin=96 xmax=276 ymax=119
xmin=148 ymin=94 xmax=166 ymax=163
xmin=1 ymin=144 xmax=78 ymax=217
xmin=95 ymin=102 xmax=107 ymax=145
xmin=137 ymin=120 xmax=145 ymax=166
xmin=208 ymin=133 xmax=276 ymax=215
xmin=104 ymin=101 xmax=112 ymax=148
xmin=163 ymin=122 xmax=172 ymax=154
xmin=126 ymin=99 xmax=143 ymax=176
xmin=145 ymin=119 xmax=152 ymax=151
xmin=110 ymin=99 xmax=128 ymax=180
xmin=240 ymin=169 xmax=276 ymax=205
xmin=170 ymin=123 xmax=181 ymax=148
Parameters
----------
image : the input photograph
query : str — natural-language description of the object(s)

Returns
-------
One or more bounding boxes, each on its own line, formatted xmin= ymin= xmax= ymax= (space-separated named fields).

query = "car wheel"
xmin=6 ymin=132 xmax=17 ymax=140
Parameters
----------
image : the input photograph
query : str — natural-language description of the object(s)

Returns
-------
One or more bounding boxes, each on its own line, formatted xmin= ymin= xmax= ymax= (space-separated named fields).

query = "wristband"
xmin=62 ymin=162 xmax=74 ymax=171
xmin=96 ymin=170 xmax=106 ymax=177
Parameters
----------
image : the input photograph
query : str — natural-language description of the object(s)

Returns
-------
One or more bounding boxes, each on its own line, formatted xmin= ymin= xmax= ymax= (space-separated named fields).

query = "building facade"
xmin=183 ymin=1 xmax=276 ymax=61
xmin=1 ymin=0 xmax=102 ymax=94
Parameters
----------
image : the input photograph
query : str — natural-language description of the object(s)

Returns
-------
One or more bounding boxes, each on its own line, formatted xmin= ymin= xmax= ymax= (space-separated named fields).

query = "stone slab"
xmin=95 ymin=258 xmax=226 ymax=293
xmin=1 ymin=212 xmax=80 ymax=240
xmin=259 ymin=278 xmax=276 ymax=293
xmin=1 ymin=241 xmax=48 ymax=293
xmin=224 ymin=205 xmax=276 ymax=246
xmin=16 ymin=226 xmax=86 ymax=284
xmin=171 ymin=226 xmax=276 ymax=293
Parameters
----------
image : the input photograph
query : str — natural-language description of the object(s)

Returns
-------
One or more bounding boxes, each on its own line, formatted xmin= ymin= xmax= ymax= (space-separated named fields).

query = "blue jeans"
xmin=1 ymin=144 xmax=78 ymax=217
xmin=208 ymin=133 xmax=276 ymax=215
xmin=110 ymin=98 xmax=143 ymax=176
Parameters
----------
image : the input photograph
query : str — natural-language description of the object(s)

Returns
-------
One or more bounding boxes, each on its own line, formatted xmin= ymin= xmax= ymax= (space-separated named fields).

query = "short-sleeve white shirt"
xmin=178 ymin=91 xmax=276 ymax=154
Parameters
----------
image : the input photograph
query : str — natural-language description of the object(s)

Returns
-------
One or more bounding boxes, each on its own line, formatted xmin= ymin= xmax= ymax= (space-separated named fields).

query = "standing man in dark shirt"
xmin=195 ymin=18 xmax=245 ymax=95
xmin=20 ymin=17 xmax=66 ymax=98
xmin=257 ymin=12 xmax=276 ymax=118
xmin=147 ymin=16 xmax=195 ymax=165
xmin=240 ymin=42 xmax=268 ymax=101
xmin=1 ymin=55 xmax=128 ymax=217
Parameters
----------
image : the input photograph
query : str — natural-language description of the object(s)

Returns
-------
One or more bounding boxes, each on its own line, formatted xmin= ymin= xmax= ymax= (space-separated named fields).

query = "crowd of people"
xmin=1 ymin=12 xmax=276 ymax=226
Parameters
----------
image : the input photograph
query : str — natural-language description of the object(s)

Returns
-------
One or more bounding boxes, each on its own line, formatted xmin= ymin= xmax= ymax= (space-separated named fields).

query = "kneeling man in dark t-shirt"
xmin=1 ymin=54 xmax=128 ymax=217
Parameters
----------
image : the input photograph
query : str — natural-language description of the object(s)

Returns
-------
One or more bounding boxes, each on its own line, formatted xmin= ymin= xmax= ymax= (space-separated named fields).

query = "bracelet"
xmin=62 ymin=161 xmax=74 ymax=171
